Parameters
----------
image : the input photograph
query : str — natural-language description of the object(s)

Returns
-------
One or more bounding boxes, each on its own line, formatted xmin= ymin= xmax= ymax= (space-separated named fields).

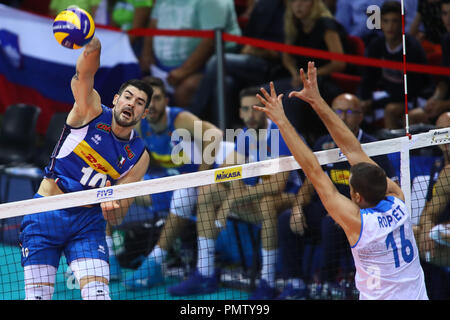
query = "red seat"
xmin=346 ymin=35 xmax=365 ymax=56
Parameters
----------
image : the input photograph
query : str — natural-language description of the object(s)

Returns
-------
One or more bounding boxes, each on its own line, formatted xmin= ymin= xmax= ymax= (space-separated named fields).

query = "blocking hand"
xmin=253 ymin=81 xmax=287 ymax=126
xmin=288 ymin=61 xmax=321 ymax=106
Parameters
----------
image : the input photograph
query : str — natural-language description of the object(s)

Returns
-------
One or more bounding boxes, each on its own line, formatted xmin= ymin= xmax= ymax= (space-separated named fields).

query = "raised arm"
xmin=68 ymin=36 xmax=102 ymax=127
xmin=253 ymin=82 xmax=361 ymax=245
xmin=289 ymin=62 xmax=404 ymax=200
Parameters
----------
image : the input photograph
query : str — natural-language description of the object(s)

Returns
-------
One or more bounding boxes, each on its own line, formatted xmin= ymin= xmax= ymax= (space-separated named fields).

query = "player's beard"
xmin=113 ymin=106 xmax=141 ymax=128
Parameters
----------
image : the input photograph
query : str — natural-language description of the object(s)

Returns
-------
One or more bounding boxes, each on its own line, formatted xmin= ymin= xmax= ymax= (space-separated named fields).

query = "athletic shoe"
xmin=248 ymin=279 xmax=279 ymax=300
xmin=168 ymin=269 xmax=218 ymax=296
xmin=122 ymin=257 xmax=164 ymax=290
xmin=109 ymin=255 xmax=121 ymax=281
xmin=276 ymin=284 xmax=308 ymax=300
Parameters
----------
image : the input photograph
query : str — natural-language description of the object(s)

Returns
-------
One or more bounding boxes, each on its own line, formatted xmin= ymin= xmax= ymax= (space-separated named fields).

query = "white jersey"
xmin=351 ymin=196 xmax=428 ymax=300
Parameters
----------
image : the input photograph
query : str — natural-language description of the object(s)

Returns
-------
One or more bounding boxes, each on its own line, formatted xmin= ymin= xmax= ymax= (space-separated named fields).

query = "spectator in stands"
xmin=416 ymin=111 xmax=450 ymax=299
xmin=120 ymin=76 xmax=224 ymax=290
xmin=270 ymin=0 xmax=348 ymax=145
xmin=358 ymin=1 xmax=433 ymax=130
xmin=288 ymin=93 xmax=397 ymax=299
xmin=410 ymin=0 xmax=447 ymax=56
xmin=189 ymin=0 xmax=286 ymax=129
xmin=335 ymin=0 xmax=417 ymax=46
xmin=409 ymin=0 xmax=450 ymax=124
xmin=138 ymin=0 xmax=241 ymax=108
xmin=276 ymin=203 xmax=309 ymax=299
xmin=48 ymin=0 xmax=101 ymax=17
xmin=109 ymin=0 xmax=153 ymax=54
xmin=167 ymin=86 xmax=305 ymax=300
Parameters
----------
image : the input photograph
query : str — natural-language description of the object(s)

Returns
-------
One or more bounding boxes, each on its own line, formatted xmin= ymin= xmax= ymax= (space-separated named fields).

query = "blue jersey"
xmin=44 ymin=104 xmax=146 ymax=193
xmin=234 ymin=119 xmax=301 ymax=193
xmin=140 ymin=106 xmax=199 ymax=175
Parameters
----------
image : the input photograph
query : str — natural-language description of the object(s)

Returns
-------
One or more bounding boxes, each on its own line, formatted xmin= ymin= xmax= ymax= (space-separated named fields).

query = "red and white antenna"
xmin=400 ymin=0 xmax=411 ymax=139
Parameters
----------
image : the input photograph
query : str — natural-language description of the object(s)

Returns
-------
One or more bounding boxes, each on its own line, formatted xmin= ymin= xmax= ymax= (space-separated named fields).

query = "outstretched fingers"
xmin=307 ymin=61 xmax=317 ymax=86
xmin=254 ymin=94 xmax=267 ymax=112
xmin=269 ymin=81 xmax=277 ymax=98
xmin=259 ymin=82 xmax=277 ymax=101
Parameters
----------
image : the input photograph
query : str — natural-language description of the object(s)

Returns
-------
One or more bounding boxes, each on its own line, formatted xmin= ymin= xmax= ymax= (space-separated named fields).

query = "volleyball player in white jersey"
xmin=254 ymin=61 xmax=428 ymax=300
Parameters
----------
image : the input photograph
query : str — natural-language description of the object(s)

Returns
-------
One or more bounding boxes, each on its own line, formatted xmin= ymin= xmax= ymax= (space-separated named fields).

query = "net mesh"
xmin=0 ymin=129 xmax=448 ymax=300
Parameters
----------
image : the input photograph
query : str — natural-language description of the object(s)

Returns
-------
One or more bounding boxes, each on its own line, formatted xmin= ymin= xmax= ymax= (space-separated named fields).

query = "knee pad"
xmin=70 ymin=258 xmax=111 ymax=300
xmin=70 ymin=258 xmax=110 ymax=283
xmin=81 ymin=281 xmax=110 ymax=300
xmin=25 ymin=284 xmax=55 ymax=300
xmin=170 ymin=187 xmax=197 ymax=218
xmin=24 ymin=264 xmax=57 ymax=300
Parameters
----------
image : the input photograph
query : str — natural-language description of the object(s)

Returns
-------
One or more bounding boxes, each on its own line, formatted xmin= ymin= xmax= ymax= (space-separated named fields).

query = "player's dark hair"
xmin=350 ymin=162 xmax=387 ymax=206
xmin=381 ymin=1 xmax=401 ymax=17
xmin=141 ymin=76 xmax=167 ymax=97
xmin=118 ymin=79 xmax=154 ymax=109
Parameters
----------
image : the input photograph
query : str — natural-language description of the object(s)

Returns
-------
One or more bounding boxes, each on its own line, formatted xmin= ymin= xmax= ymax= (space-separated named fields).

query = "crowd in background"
xmin=0 ymin=0 xmax=449 ymax=300
xmin=2 ymin=0 xmax=450 ymax=140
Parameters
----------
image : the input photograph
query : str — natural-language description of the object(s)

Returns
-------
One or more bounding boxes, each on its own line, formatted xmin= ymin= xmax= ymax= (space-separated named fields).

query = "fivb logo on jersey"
xmin=170 ymin=120 xmax=281 ymax=167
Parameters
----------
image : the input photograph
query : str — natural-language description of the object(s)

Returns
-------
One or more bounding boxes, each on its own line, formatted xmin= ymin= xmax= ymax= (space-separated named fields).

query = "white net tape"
xmin=0 ymin=127 xmax=449 ymax=219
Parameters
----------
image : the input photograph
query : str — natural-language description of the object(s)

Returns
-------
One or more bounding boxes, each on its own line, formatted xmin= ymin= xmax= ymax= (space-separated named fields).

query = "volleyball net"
xmin=0 ymin=127 xmax=449 ymax=300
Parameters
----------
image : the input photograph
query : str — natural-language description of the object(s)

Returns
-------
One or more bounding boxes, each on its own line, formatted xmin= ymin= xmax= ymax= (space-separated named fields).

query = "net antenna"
xmin=400 ymin=0 xmax=411 ymax=139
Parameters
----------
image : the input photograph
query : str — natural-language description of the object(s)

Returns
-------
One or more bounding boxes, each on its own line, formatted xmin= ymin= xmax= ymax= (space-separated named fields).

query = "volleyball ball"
xmin=53 ymin=7 xmax=95 ymax=49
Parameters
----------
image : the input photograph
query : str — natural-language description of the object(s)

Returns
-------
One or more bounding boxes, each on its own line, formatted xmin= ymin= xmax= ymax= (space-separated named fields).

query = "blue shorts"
xmin=19 ymin=194 xmax=108 ymax=268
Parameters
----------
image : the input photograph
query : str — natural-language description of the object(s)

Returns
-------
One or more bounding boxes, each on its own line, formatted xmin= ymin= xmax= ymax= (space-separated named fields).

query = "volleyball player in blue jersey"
xmin=19 ymin=36 xmax=152 ymax=300
xmin=255 ymin=62 xmax=428 ymax=300
xmin=122 ymin=76 xmax=225 ymax=290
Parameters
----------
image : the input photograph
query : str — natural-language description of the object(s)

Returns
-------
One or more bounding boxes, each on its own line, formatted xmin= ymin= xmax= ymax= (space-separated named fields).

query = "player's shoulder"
xmin=440 ymin=163 xmax=450 ymax=175
xmin=172 ymin=107 xmax=197 ymax=125
xmin=435 ymin=163 xmax=450 ymax=186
